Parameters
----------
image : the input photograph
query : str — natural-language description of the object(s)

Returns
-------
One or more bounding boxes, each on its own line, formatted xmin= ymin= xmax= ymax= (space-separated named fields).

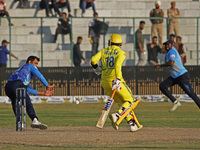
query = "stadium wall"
xmin=0 ymin=0 xmax=199 ymax=67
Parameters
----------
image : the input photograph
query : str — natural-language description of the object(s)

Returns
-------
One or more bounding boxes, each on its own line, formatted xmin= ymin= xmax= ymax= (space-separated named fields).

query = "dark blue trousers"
xmin=159 ymin=72 xmax=200 ymax=108
xmin=79 ymin=1 xmax=96 ymax=13
xmin=5 ymin=80 xmax=38 ymax=122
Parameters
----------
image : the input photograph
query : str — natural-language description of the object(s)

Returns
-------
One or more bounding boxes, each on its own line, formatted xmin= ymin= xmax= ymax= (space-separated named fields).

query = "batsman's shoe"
xmin=169 ymin=100 xmax=181 ymax=112
xmin=130 ymin=124 xmax=143 ymax=132
xmin=128 ymin=120 xmax=143 ymax=132
xmin=31 ymin=118 xmax=48 ymax=130
xmin=109 ymin=113 xmax=119 ymax=130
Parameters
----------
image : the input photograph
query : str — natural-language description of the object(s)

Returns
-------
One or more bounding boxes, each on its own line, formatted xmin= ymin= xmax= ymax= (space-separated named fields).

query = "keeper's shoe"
xmin=169 ymin=100 xmax=181 ymax=112
xmin=109 ymin=113 xmax=119 ymax=130
xmin=31 ymin=118 xmax=48 ymax=130
xmin=130 ymin=124 xmax=143 ymax=132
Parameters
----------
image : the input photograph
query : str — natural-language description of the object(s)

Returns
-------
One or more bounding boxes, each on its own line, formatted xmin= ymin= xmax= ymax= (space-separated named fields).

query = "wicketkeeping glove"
xmin=93 ymin=67 xmax=102 ymax=75
xmin=112 ymin=78 xmax=122 ymax=91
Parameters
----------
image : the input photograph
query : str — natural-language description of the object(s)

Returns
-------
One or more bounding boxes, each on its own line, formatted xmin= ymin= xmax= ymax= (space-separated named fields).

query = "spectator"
xmin=73 ymin=36 xmax=87 ymax=67
xmin=168 ymin=1 xmax=180 ymax=37
xmin=169 ymin=34 xmax=179 ymax=50
xmin=0 ymin=40 xmax=18 ymax=68
xmin=176 ymin=36 xmax=186 ymax=65
xmin=16 ymin=0 xmax=28 ymax=8
xmin=88 ymin=12 xmax=101 ymax=56
xmin=79 ymin=0 xmax=96 ymax=17
xmin=150 ymin=0 xmax=164 ymax=48
xmin=0 ymin=0 xmax=13 ymax=25
xmin=39 ymin=0 xmax=61 ymax=17
xmin=54 ymin=0 xmax=73 ymax=17
xmin=135 ymin=21 xmax=146 ymax=66
xmin=54 ymin=12 xmax=71 ymax=43
xmin=147 ymin=36 xmax=162 ymax=66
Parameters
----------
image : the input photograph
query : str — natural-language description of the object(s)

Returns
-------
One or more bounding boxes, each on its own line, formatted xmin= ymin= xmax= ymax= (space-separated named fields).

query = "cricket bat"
xmin=96 ymin=88 xmax=117 ymax=129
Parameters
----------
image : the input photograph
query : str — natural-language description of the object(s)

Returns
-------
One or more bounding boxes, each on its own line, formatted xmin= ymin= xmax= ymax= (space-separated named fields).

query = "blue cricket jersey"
xmin=166 ymin=46 xmax=188 ymax=78
xmin=8 ymin=63 xmax=48 ymax=95
xmin=0 ymin=46 xmax=10 ymax=64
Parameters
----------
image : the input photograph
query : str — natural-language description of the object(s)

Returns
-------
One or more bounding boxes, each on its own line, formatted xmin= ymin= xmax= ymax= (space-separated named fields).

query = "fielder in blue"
xmin=155 ymin=40 xmax=200 ymax=111
xmin=5 ymin=56 xmax=55 ymax=129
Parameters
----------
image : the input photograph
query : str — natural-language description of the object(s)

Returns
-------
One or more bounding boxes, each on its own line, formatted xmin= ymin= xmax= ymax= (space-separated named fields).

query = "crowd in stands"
xmin=39 ymin=0 xmax=95 ymax=17
xmin=0 ymin=0 xmax=187 ymax=67
xmin=0 ymin=0 xmax=13 ymax=25
xmin=54 ymin=12 xmax=71 ymax=43
xmin=136 ymin=0 xmax=186 ymax=66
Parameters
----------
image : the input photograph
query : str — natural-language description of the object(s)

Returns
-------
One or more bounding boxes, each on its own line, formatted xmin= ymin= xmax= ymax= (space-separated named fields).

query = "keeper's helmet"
xmin=110 ymin=34 xmax=123 ymax=44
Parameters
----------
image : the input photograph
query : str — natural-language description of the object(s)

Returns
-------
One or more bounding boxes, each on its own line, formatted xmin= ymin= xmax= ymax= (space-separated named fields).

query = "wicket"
xmin=16 ymin=88 xmax=26 ymax=131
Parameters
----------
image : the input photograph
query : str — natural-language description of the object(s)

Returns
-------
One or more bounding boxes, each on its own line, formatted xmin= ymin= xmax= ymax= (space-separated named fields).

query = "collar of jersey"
xmin=111 ymin=45 xmax=120 ymax=48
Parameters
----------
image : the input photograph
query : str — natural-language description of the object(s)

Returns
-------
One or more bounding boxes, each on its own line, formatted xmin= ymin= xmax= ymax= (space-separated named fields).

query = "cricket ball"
xmin=75 ymin=100 xmax=80 ymax=105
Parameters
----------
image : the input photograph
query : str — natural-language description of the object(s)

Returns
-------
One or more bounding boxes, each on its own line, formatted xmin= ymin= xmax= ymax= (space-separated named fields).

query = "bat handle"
xmin=110 ymin=88 xmax=117 ymax=99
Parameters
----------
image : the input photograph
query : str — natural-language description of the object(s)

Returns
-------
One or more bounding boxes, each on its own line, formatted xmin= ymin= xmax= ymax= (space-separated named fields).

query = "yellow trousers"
xmin=101 ymin=80 xmax=135 ymax=121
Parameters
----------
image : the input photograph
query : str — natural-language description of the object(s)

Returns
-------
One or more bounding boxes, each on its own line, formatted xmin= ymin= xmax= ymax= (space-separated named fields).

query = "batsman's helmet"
xmin=110 ymin=34 xmax=123 ymax=44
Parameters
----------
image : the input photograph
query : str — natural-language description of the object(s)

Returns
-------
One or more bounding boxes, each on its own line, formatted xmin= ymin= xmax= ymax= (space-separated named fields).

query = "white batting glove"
xmin=112 ymin=78 xmax=122 ymax=91
xmin=93 ymin=67 xmax=102 ymax=75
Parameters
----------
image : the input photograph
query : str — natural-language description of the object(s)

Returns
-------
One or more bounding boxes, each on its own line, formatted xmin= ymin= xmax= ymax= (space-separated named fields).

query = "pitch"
xmin=0 ymin=102 xmax=200 ymax=149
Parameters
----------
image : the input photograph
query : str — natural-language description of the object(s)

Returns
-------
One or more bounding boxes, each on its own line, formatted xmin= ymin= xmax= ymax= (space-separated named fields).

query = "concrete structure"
xmin=0 ymin=0 xmax=199 ymax=67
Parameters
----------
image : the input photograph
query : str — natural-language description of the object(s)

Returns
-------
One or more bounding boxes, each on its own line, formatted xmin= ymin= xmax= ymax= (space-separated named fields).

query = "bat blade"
xmin=96 ymin=98 xmax=114 ymax=129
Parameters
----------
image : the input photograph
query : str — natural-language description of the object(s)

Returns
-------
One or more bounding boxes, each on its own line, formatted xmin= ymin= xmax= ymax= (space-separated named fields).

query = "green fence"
xmin=2 ymin=16 xmax=200 ymax=67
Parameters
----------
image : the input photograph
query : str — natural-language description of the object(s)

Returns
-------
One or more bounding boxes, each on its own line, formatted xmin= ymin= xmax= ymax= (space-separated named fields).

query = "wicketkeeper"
xmin=5 ymin=56 xmax=55 ymax=130
xmin=91 ymin=34 xmax=143 ymax=132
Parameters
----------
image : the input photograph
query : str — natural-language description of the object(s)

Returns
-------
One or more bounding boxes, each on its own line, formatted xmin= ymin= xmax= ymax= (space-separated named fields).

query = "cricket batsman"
xmin=91 ymin=34 xmax=143 ymax=132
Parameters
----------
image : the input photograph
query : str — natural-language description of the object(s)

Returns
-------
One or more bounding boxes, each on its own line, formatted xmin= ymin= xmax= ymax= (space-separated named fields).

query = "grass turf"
xmin=0 ymin=102 xmax=200 ymax=150
xmin=1 ymin=102 xmax=199 ymax=128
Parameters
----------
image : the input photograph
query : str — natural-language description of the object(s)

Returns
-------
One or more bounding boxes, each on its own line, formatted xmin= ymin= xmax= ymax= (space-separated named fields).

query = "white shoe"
xmin=169 ymin=100 xmax=181 ymax=112
xmin=109 ymin=113 xmax=119 ymax=130
xmin=31 ymin=118 xmax=48 ymax=130
xmin=130 ymin=124 xmax=143 ymax=132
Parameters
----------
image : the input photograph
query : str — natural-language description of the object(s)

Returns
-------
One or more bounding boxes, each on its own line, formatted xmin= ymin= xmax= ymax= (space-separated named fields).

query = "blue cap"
xmin=163 ymin=40 xmax=173 ymax=45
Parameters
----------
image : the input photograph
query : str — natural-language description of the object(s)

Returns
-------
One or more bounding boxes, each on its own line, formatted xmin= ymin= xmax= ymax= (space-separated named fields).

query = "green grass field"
xmin=0 ymin=102 xmax=200 ymax=150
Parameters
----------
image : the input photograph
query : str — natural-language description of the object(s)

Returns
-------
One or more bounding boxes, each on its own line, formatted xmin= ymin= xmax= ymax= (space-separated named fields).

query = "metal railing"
xmin=1 ymin=16 xmax=199 ymax=67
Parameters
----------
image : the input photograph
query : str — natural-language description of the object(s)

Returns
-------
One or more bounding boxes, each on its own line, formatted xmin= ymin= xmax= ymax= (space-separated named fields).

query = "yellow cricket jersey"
xmin=91 ymin=45 xmax=126 ymax=82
